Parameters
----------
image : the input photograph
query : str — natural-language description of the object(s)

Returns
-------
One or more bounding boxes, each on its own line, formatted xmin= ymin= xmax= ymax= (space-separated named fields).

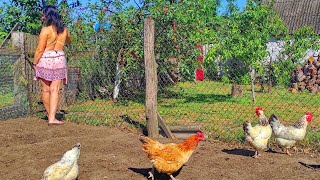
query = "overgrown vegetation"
xmin=1 ymin=0 xmax=319 ymax=95
xmin=1 ymin=0 xmax=320 ymax=147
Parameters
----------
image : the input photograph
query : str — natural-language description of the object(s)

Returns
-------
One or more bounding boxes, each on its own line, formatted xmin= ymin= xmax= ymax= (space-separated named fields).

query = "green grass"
xmin=0 ymin=92 xmax=14 ymax=109
xmin=64 ymin=81 xmax=320 ymax=148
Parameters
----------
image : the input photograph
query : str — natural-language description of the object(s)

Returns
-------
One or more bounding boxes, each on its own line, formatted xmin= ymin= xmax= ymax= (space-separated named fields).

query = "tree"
xmin=207 ymin=0 xmax=286 ymax=100
xmin=1 ymin=0 xmax=48 ymax=35
xmin=141 ymin=0 xmax=221 ymax=81
xmin=0 ymin=0 xmax=78 ymax=37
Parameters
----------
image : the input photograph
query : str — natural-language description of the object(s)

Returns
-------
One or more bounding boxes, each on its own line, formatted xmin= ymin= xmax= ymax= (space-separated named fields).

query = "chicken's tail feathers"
xmin=139 ymin=136 xmax=159 ymax=156
xmin=268 ymin=114 xmax=279 ymax=126
xmin=243 ymin=121 xmax=251 ymax=134
xmin=139 ymin=136 xmax=146 ymax=143
xmin=139 ymin=136 xmax=153 ymax=144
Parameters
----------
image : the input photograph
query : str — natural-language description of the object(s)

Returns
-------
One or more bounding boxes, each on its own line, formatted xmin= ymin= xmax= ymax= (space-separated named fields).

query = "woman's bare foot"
xmin=48 ymin=119 xmax=64 ymax=125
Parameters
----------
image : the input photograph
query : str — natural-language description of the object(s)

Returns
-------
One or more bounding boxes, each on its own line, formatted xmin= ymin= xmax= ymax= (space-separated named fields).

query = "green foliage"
xmin=0 ymin=0 xmax=78 ymax=35
xmin=206 ymin=0 xmax=287 ymax=84
xmin=221 ymin=76 xmax=230 ymax=84
xmin=142 ymin=0 xmax=221 ymax=81
xmin=1 ymin=0 xmax=319 ymax=99
xmin=273 ymin=26 xmax=320 ymax=86
xmin=284 ymin=26 xmax=320 ymax=64
xmin=57 ymin=0 xmax=224 ymax=98
xmin=0 ymin=0 xmax=44 ymax=35
xmin=0 ymin=92 xmax=14 ymax=108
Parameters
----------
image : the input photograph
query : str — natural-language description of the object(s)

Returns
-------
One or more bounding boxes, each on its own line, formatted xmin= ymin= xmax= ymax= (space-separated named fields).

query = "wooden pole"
xmin=158 ymin=113 xmax=175 ymax=139
xmin=144 ymin=17 xmax=159 ymax=138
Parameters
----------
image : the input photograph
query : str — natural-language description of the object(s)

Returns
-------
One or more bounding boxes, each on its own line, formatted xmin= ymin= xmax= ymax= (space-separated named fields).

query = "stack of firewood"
xmin=289 ymin=56 xmax=320 ymax=93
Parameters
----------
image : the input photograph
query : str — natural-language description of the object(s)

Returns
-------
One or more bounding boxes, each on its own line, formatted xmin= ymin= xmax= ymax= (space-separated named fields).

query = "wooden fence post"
xmin=144 ymin=17 xmax=159 ymax=138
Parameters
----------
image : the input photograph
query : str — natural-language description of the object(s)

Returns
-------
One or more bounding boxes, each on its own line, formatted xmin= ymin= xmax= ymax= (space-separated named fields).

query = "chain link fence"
xmin=0 ymin=48 xmax=21 ymax=119
xmin=0 ymin=2 xmax=320 ymax=150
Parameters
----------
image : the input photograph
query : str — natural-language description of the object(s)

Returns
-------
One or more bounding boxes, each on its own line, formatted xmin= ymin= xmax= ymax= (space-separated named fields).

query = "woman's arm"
xmin=66 ymin=28 xmax=71 ymax=44
xmin=33 ymin=27 xmax=48 ymax=64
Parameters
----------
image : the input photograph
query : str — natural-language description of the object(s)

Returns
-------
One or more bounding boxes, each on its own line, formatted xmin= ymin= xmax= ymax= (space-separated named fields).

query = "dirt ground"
xmin=0 ymin=117 xmax=320 ymax=180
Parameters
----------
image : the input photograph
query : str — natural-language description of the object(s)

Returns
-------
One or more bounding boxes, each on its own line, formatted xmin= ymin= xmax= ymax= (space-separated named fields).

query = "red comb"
xmin=256 ymin=107 xmax=263 ymax=111
xmin=306 ymin=112 xmax=313 ymax=116
xmin=196 ymin=131 xmax=205 ymax=140
xmin=197 ymin=131 xmax=204 ymax=137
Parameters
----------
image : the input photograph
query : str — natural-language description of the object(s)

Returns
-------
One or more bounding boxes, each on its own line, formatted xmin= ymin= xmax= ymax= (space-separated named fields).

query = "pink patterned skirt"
xmin=34 ymin=50 xmax=68 ymax=84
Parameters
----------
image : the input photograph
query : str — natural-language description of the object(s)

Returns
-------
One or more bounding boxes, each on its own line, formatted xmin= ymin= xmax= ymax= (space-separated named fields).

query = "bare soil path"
xmin=0 ymin=117 xmax=319 ymax=180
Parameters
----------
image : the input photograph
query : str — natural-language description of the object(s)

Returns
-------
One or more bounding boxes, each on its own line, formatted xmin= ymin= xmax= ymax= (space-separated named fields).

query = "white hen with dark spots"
xmin=269 ymin=112 xmax=313 ymax=156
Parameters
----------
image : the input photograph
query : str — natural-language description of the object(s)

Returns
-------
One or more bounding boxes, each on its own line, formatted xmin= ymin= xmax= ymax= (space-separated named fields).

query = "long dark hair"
xmin=43 ymin=5 xmax=64 ymax=34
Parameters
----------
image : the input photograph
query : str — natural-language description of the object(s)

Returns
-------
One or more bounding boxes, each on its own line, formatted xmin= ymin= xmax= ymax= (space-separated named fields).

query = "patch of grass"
xmin=0 ymin=92 xmax=14 ymax=109
xmin=65 ymin=99 xmax=145 ymax=127
xmin=64 ymin=81 xmax=320 ymax=147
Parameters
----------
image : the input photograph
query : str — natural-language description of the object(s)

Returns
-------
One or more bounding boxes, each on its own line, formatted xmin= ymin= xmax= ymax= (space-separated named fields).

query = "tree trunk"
xmin=113 ymin=48 xmax=124 ymax=101
xmin=231 ymin=83 xmax=243 ymax=97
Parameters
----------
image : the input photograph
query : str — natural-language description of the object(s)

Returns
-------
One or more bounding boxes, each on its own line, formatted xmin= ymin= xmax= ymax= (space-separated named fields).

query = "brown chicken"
xmin=243 ymin=106 xmax=272 ymax=158
xmin=269 ymin=112 xmax=313 ymax=155
xmin=139 ymin=132 xmax=205 ymax=180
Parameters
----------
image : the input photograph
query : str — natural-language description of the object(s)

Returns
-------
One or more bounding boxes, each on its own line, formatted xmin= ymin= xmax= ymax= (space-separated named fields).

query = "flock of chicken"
xmin=40 ymin=107 xmax=313 ymax=180
xmin=244 ymin=107 xmax=313 ymax=158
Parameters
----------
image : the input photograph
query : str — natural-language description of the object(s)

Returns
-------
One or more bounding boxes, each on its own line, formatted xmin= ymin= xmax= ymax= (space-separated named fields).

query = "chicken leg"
xmin=252 ymin=150 xmax=261 ymax=158
xmin=293 ymin=146 xmax=298 ymax=154
xmin=169 ymin=174 xmax=177 ymax=180
xmin=148 ymin=167 xmax=155 ymax=180
xmin=284 ymin=148 xmax=292 ymax=156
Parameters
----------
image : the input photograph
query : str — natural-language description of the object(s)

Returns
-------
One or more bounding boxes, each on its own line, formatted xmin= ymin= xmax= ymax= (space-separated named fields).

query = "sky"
xmin=218 ymin=0 xmax=247 ymax=13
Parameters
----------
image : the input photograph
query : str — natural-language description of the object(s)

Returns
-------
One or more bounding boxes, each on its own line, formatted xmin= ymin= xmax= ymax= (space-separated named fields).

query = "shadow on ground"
xmin=128 ymin=166 xmax=184 ymax=180
xmin=222 ymin=148 xmax=253 ymax=157
xmin=299 ymin=162 xmax=320 ymax=170
xmin=120 ymin=115 xmax=147 ymax=135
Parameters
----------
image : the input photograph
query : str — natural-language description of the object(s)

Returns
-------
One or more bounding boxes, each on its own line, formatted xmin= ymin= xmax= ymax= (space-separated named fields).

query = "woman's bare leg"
xmin=40 ymin=79 xmax=51 ymax=117
xmin=48 ymin=79 xmax=63 ymax=124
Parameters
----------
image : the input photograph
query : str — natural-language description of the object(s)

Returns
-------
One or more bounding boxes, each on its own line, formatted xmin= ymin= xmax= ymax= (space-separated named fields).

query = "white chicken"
xmin=269 ymin=112 xmax=313 ymax=156
xmin=243 ymin=106 xmax=272 ymax=158
xmin=41 ymin=143 xmax=81 ymax=180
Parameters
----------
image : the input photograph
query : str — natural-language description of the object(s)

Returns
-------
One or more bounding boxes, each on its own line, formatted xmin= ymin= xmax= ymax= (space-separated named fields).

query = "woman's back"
xmin=45 ymin=25 xmax=71 ymax=50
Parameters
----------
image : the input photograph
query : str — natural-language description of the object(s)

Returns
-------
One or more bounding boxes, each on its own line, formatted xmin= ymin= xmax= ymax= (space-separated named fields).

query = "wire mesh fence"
xmin=0 ymin=1 xmax=320 ymax=149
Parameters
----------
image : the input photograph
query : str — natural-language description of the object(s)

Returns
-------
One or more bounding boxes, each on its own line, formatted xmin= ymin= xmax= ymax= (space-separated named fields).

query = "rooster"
xmin=41 ymin=143 xmax=81 ymax=180
xmin=243 ymin=107 xmax=272 ymax=158
xmin=139 ymin=131 xmax=205 ymax=180
xmin=269 ymin=112 xmax=313 ymax=156
xmin=255 ymin=106 xmax=268 ymax=125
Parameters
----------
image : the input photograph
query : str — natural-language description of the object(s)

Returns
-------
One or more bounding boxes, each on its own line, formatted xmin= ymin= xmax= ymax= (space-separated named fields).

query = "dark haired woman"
xmin=33 ymin=5 xmax=71 ymax=125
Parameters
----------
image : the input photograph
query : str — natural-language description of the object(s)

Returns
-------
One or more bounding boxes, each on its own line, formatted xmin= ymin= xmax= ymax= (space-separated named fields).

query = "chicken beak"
xmin=74 ymin=143 xmax=81 ymax=149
